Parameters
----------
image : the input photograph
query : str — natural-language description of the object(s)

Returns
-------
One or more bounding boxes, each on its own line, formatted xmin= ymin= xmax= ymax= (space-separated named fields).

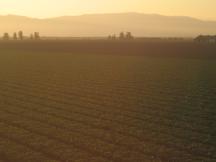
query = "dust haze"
xmin=1 ymin=13 xmax=216 ymax=37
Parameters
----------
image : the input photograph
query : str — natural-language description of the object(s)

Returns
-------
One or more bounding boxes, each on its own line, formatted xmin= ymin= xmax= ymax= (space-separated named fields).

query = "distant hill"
xmin=0 ymin=13 xmax=216 ymax=37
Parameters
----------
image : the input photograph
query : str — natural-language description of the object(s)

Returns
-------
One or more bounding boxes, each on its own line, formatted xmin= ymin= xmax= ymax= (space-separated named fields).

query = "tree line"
xmin=2 ymin=31 xmax=40 ymax=40
xmin=108 ymin=32 xmax=134 ymax=40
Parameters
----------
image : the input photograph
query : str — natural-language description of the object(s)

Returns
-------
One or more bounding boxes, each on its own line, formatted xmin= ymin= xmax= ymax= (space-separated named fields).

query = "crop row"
xmin=0 ymin=86 xmax=214 ymax=160
xmin=0 ymin=80 xmax=215 ymax=136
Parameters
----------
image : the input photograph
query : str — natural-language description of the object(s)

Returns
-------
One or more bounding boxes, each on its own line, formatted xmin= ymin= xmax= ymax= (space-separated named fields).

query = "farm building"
xmin=194 ymin=35 xmax=216 ymax=43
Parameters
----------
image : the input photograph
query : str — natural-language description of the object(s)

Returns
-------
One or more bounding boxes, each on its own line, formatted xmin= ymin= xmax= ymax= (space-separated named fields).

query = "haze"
xmin=0 ymin=0 xmax=216 ymax=20
xmin=1 ymin=0 xmax=216 ymax=37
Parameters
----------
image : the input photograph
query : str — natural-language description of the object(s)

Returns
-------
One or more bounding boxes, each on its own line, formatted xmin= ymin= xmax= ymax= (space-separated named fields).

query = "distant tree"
xmin=125 ymin=32 xmax=134 ymax=40
xmin=34 ymin=32 xmax=40 ymax=40
xmin=119 ymin=32 xmax=125 ymax=40
xmin=108 ymin=34 xmax=117 ymax=40
xmin=3 ymin=33 xmax=10 ymax=40
xmin=13 ymin=32 xmax=18 ymax=40
xmin=18 ymin=31 xmax=23 ymax=40
xmin=108 ymin=35 xmax=112 ymax=40
xmin=30 ymin=34 xmax=34 ymax=40
xmin=112 ymin=34 xmax=117 ymax=40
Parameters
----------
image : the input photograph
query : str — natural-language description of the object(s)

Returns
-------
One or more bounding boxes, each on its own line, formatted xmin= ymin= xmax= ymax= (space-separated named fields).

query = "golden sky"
xmin=0 ymin=0 xmax=215 ymax=20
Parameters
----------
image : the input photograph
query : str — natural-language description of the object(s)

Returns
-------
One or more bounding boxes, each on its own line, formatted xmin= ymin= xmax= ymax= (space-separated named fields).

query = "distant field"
xmin=0 ymin=41 xmax=215 ymax=162
xmin=0 ymin=39 xmax=216 ymax=58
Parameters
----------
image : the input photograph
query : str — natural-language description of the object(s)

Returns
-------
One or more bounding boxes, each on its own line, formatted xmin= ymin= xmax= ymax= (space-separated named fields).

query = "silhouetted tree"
xmin=18 ymin=31 xmax=23 ymax=40
xmin=126 ymin=32 xmax=133 ymax=40
xmin=3 ymin=33 xmax=10 ymax=40
xmin=112 ymin=34 xmax=117 ymax=40
xmin=108 ymin=35 xmax=112 ymax=40
xmin=34 ymin=32 xmax=40 ymax=40
xmin=13 ymin=32 xmax=18 ymax=40
xmin=108 ymin=34 xmax=117 ymax=40
xmin=30 ymin=34 xmax=34 ymax=40
xmin=119 ymin=32 xmax=125 ymax=40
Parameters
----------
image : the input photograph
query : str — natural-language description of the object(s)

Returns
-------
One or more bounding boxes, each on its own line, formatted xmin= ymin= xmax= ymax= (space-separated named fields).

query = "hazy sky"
xmin=0 ymin=0 xmax=215 ymax=20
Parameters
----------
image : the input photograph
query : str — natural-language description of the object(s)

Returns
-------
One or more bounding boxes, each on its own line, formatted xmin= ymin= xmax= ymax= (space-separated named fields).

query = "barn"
xmin=194 ymin=35 xmax=216 ymax=43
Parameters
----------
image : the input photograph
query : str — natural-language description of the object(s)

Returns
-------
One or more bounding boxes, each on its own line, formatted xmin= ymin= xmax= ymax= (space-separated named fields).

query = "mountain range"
xmin=0 ymin=13 xmax=216 ymax=37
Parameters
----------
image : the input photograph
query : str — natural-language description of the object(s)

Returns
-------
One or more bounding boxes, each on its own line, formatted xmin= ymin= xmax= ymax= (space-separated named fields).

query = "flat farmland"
xmin=0 ymin=41 xmax=216 ymax=162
